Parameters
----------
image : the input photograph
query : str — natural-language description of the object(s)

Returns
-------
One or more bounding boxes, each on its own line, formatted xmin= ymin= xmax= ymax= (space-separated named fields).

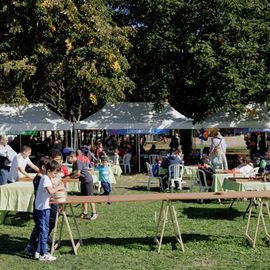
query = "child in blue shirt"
xmin=96 ymin=156 xmax=111 ymax=195
xmin=152 ymin=157 xmax=162 ymax=176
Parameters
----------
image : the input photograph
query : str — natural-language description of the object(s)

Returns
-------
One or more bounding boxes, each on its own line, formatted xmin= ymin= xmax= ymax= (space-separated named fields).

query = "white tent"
xmin=0 ymin=103 xmax=72 ymax=132
xmin=74 ymin=102 xmax=194 ymax=130
xmin=194 ymin=103 xmax=270 ymax=129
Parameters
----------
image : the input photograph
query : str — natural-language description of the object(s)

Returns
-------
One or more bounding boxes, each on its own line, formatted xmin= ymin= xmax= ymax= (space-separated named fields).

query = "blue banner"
xmin=234 ymin=128 xmax=270 ymax=134
xmin=107 ymin=129 xmax=170 ymax=135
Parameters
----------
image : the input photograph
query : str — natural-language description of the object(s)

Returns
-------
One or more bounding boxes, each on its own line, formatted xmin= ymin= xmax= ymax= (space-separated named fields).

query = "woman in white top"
xmin=210 ymin=131 xmax=228 ymax=170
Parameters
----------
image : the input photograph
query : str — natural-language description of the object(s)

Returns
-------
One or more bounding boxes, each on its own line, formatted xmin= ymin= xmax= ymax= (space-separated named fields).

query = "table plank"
xmin=56 ymin=191 xmax=270 ymax=205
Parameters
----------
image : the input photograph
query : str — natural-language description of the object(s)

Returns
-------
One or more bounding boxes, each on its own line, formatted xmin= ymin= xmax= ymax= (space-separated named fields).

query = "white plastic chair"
xmin=168 ymin=164 xmax=184 ymax=191
xmin=120 ymin=153 xmax=132 ymax=174
xmin=149 ymin=154 xmax=159 ymax=165
xmin=146 ymin=162 xmax=163 ymax=191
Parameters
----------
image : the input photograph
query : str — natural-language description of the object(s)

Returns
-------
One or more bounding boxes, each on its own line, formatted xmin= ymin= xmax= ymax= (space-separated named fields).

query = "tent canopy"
xmin=194 ymin=103 xmax=270 ymax=129
xmin=0 ymin=103 xmax=72 ymax=132
xmin=74 ymin=102 xmax=194 ymax=130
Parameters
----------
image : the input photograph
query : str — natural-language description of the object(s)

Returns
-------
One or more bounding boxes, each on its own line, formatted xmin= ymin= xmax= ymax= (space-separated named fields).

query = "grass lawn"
xmin=1 ymin=174 xmax=270 ymax=270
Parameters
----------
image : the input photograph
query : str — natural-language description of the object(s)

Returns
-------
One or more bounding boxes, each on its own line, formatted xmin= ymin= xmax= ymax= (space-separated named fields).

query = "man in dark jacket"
xmin=160 ymin=152 xmax=182 ymax=190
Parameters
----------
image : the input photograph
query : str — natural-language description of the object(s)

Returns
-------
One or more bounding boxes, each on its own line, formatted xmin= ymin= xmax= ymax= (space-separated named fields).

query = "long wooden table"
xmin=51 ymin=191 xmax=270 ymax=255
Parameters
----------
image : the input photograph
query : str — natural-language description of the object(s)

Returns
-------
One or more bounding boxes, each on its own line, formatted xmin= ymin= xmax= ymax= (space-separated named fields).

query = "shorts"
xmin=81 ymin=181 xmax=93 ymax=196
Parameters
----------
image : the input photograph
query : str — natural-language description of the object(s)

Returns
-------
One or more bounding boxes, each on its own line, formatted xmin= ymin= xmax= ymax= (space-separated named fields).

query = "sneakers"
xmin=34 ymin=252 xmax=40 ymax=260
xmin=39 ymin=253 xmax=56 ymax=261
xmin=24 ymin=245 xmax=34 ymax=257
xmin=90 ymin=213 xmax=98 ymax=220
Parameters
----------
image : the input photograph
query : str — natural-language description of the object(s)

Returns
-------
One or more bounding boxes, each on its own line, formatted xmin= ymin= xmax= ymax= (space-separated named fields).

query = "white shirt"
xmin=211 ymin=135 xmax=227 ymax=154
xmin=236 ymin=164 xmax=254 ymax=176
xmin=8 ymin=153 xmax=34 ymax=182
xmin=35 ymin=175 xmax=52 ymax=210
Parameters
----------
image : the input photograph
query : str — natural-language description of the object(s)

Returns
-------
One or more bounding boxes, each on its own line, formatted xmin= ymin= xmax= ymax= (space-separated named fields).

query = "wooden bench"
xmin=51 ymin=191 xmax=270 ymax=255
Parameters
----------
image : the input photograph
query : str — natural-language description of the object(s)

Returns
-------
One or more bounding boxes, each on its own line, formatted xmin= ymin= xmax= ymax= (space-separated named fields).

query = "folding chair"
xmin=168 ymin=164 xmax=184 ymax=192
xmin=120 ymin=153 xmax=132 ymax=174
xmin=146 ymin=162 xmax=163 ymax=191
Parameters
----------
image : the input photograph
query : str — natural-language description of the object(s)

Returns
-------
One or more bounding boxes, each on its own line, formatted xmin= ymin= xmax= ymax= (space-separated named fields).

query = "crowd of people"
xmin=197 ymin=131 xmax=270 ymax=188
xmin=3 ymin=130 xmax=270 ymax=260
xmin=0 ymin=134 xmax=122 ymax=261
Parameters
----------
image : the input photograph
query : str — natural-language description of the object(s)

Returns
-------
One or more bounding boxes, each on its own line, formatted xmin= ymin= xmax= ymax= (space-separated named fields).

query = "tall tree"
xmin=0 ymin=0 xmax=135 ymax=120
xmin=109 ymin=0 xmax=270 ymax=122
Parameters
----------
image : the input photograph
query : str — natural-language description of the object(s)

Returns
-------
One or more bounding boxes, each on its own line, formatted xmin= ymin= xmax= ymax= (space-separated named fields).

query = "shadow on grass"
xmin=2 ymin=212 xmax=32 ymax=227
xmin=125 ymin=186 xmax=162 ymax=192
xmin=56 ymin=233 xmax=211 ymax=253
xmin=0 ymin=234 xmax=32 ymax=259
xmin=182 ymin=207 xmax=242 ymax=220
xmin=124 ymin=186 xmax=191 ymax=192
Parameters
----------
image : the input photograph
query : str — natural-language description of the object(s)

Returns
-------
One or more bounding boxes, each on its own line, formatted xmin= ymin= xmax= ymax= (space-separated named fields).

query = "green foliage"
xmin=110 ymin=0 xmax=270 ymax=121
xmin=0 ymin=0 xmax=134 ymax=120
xmin=1 ymin=0 xmax=270 ymax=121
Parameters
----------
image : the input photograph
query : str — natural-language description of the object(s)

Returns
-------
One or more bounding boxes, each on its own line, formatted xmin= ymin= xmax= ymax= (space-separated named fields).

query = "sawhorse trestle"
xmin=245 ymin=198 xmax=270 ymax=247
xmin=154 ymin=200 xmax=184 ymax=253
xmin=51 ymin=204 xmax=83 ymax=255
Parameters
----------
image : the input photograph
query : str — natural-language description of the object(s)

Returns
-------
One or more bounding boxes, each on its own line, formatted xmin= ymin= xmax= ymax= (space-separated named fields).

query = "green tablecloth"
xmin=0 ymin=182 xmax=34 ymax=212
xmin=112 ymin=165 xmax=122 ymax=176
xmin=0 ymin=182 xmax=34 ymax=224
xmin=223 ymin=178 xmax=270 ymax=192
xmin=212 ymin=173 xmax=237 ymax=192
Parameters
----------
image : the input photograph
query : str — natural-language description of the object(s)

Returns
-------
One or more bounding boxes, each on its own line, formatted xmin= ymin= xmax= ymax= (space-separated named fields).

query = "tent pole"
xmin=74 ymin=130 xmax=78 ymax=151
xmin=19 ymin=134 xmax=22 ymax=152
xmin=138 ymin=134 xmax=141 ymax=173
xmin=265 ymin=132 xmax=267 ymax=149
xmin=70 ymin=125 xmax=74 ymax=149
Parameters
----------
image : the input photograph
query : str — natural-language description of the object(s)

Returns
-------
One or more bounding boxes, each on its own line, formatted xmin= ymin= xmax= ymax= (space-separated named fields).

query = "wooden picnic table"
xmin=51 ymin=190 xmax=270 ymax=255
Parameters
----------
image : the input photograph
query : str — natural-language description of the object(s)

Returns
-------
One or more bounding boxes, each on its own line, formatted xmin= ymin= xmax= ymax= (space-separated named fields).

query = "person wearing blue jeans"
xmin=34 ymin=160 xmax=64 ymax=261
xmin=0 ymin=168 xmax=9 ymax=185
xmin=25 ymin=157 xmax=49 ymax=256
xmin=36 ymin=208 xmax=50 ymax=257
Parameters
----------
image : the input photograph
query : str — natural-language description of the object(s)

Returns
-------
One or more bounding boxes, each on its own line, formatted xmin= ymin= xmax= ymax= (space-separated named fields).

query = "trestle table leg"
xmin=154 ymin=200 xmax=184 ymax=253
xmin=51 ymin=209 xmax=59 ymax=255
xmin=169 ymin=202 xmax=184 ymax=252
xmin=70 ymin=204 xmax=83 ymax=246
xmin=244 ymin=198 xmax=270 ymax=248
xmin=51 ymin=204 xmax=82 ymax=255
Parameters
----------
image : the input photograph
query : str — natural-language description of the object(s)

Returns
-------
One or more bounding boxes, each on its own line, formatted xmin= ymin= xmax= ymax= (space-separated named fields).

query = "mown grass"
xmin=0 ymin=174 xmax=270 ymax=270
